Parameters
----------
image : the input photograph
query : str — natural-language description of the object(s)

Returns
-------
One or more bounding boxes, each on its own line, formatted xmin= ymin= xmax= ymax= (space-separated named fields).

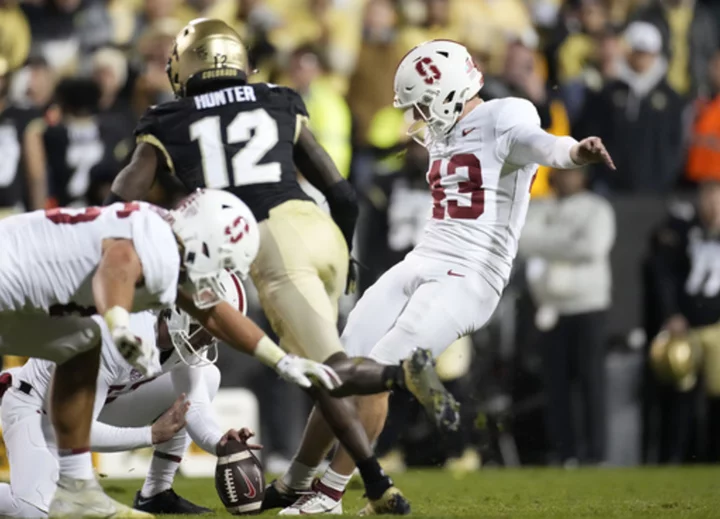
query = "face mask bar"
xmin=166 ymin=308 xmax=219 ymax=367
xmin=397 ymin=88 xmax=461 ymax=147
xmin=190 ymin=273 xmax=227 ymax=309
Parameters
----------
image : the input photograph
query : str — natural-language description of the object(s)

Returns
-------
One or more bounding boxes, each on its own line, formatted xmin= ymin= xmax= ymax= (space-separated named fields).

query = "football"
xmin=215 ymin=440 xmax=265 ymax=515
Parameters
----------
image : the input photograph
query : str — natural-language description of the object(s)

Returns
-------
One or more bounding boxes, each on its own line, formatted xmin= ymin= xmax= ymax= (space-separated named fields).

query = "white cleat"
xmin=279 ymin=480 xmax=343 ymax=515
xmin=49 ymin=476 xmax=154 ymax=519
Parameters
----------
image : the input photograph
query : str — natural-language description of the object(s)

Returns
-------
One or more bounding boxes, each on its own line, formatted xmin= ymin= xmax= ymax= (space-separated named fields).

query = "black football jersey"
xmin=134 ymin=82 xmax=312 ymax=220
xmin=0 ymin=106 xmax=41 ymax=208
xmin=44 ymin=113 xmax=134 ymax=206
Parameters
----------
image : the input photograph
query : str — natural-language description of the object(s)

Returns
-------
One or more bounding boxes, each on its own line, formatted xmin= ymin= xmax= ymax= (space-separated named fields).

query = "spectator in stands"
xmin=285 ymin=44 xmax=352 ymax=180
xmin=204 ymin=0 xmax=280 ymax=80
xmin=576 ymin=21 xmax=685 ymax=193
xmin=0 ymin=0 xmax=31 ymax=72
xmin=347 ymin=0 xmax=403 ymax=148
xmin=9 ymin=56 xmax=55 ymax=111
xmin=0 ymin=56 xmax=46 ymax=216
xmin=645 ymin=180 xmax=720 ymax=462
xmin=519 ymin=166 xmax=616 ymax=466
xmin=399 ymin=0 xmax=460 ymax=51
xmin=686 ymin=50 xmax=720 ymax=184
xmin=634 ymin=0 xmax=718 ymax=97
xmin=33 ymin=78 xmax=132 ymax=207
xmin=21 ymin=0 xmax=115 ymax=75
xmin=131 ymin=19 xmax=180 ymax=115
xmin=556 ymin=0 xmax=612 ymax=85
xmin=92 ymin=47 xmax=133 ymax=120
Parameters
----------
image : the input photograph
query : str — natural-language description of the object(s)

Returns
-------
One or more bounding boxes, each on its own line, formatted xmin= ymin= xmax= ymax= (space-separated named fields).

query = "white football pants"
xmin=343 ymin=254 xmax=501 ymax=364
xmin=0 ymin=312 xmax=102 ymax=364
xmin=0 ymin=365 xmax=219 ymax=518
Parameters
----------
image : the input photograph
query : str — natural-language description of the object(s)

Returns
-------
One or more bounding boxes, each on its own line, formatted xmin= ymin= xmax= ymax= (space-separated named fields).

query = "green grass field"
xmin=102 ymin=467 xmax=720 ymax=518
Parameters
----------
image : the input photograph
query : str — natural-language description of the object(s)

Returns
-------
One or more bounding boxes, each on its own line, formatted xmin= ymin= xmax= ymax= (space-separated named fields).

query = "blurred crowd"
xmin=3 ymin=0 xmax=720 ymax=472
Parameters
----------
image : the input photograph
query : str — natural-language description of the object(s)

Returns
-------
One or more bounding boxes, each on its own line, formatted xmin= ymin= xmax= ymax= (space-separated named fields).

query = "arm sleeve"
xmin=497 ymin=98 xmax=580 ymax=169
xmin=90 ymin=328 xmax=155 ymax=451
xmin=520 ymin=199 xmax=615 ymax=262
xmin=91 ymin=423 xmax=154 ymax=452
xmin=171 ymin=366 xmax=223 ymax=455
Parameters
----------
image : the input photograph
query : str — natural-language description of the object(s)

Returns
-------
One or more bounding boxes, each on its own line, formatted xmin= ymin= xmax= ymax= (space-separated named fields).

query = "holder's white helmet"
xmin=165 ymin=268 xmax=247 ymax=366
xmin=393 ymin=40 xmax=483 ymax=142
xmin=169 ymin=188 xmax=259 ymax=309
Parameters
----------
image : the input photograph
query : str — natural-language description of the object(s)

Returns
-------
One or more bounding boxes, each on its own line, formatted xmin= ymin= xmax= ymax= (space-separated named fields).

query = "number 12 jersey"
xmin=134 ymin=83 xmax=312 ymax=220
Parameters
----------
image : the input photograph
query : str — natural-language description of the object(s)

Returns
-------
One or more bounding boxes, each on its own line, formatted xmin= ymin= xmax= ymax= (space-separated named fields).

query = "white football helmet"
xmin=165 ymin=268 xmax=247 ymax=366
xmin=169 ymin=188 xmax=259 ymax=309
xmin=393 ymin=40 xmax=484 ymax=142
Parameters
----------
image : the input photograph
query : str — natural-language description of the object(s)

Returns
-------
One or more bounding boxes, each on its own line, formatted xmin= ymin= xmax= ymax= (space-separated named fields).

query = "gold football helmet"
xmin=649 ymin=331 xmax=703 ymax=391
xmin=166 ymin=18 xmax=249 ymax=97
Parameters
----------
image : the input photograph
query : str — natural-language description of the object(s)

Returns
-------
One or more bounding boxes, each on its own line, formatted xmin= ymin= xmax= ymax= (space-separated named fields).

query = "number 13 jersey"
xmin=411 ymin=98 xmax=541 ymax=294
xmin=134 ymin=83 xmax=312 ymax=220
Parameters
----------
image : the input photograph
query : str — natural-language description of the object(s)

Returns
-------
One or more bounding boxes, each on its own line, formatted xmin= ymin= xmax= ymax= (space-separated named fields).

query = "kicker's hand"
xmin=570 ymin=137 xmax=616 ymax=170
xmin=152 ymin=393 xmax=189 ymax=444
xmin=275 ymin=354 xmax=342 ymax=390
xmin=216 ymin=428 xmax=263 ymax=455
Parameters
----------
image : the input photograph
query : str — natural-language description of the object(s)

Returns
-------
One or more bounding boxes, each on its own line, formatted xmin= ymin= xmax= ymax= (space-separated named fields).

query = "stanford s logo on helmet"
xmin=169 ymin=189 xmax=259 ymax=309
xmin=394 ymin=40 xmax=484 ymax=144
xmin=415 ymin=57 xmax=442 ymax=85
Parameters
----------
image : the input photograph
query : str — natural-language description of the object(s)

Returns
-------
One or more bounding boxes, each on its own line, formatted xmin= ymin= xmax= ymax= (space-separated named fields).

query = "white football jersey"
xmin=409 ymin=97 xmax=545 ymax=293
xmin=0 ymin=202 xmax=179 ymax=314
xmin=16 ymin=311 xmax=158 ymax=403
xmin=13 ymin=310 xmax=200 ymax=405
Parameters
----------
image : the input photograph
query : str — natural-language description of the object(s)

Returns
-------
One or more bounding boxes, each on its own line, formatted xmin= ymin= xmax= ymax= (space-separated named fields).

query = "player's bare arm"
xmin=294 ymin=124 xmax=358 ymax=244
xmin=94 ymin=239 xmax=144 ymax=316
xmin=176 ymin=289 xmax=341 ymax=391
xmin=93 ymin=238 xmax=159 ymax=375
xmin=107 ymin=142 xmax=159 ymax=203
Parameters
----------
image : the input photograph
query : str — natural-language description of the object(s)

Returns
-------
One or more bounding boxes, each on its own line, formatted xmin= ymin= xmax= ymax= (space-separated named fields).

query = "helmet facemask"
xmin=164 ymin=307 xmax=218 ymax=367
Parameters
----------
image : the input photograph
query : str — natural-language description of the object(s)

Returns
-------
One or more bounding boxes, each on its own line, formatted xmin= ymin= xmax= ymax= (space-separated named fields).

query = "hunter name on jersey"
xmin=193 ymin=85 xmax=257 ymax=110
xmin=135 ymin=82 xmax=311 ymax=220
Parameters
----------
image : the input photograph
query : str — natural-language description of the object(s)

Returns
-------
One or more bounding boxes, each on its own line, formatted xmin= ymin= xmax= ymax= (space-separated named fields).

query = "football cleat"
xmin=358 ymin=486 xmax=410 ymax=516
xmin=279 ymin=479 xmax=343 ymax=515
xmin=261 ymin=479 xmax=303 ymax=511
xmin=402 ymin=348 xmax=461 ymax=432
xmin=133 ymin=489 xmax=211 ymax=515
xmin=49 ymin=476 xmax=153 ymax=518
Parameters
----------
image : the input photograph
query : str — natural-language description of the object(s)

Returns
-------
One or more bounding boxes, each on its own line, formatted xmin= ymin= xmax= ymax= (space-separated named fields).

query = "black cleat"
xmin=261 ymin=479 xmax=302 ymax=511
xmin=133 ymin=489 xmax=212 ymax=515
xmin=402 ymin=348 xmax=461 ymax=432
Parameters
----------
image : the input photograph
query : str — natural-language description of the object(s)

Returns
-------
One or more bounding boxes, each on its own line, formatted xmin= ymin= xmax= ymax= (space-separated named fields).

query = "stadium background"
xmin=1 ymin=0 xmax=720 ymax=481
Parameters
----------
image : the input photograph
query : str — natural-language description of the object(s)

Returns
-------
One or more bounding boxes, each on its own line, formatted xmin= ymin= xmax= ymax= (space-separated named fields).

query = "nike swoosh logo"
xmin=462 ymin=128 xmax=476 ymax=137
xmin=239 ymin=467 xmax=257 ymax=499
xmin=136 ymin=498 xmax=153 ymax=506
xmin=447 ymin=270 xmax=465 ymax=278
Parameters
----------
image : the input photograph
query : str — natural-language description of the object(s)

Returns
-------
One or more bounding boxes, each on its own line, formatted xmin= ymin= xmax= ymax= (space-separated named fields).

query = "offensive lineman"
xmin=0 ymin=270 xmax=252 ymax=517
xmin=0 ymin=189 xmax=338 ymax=518
xmin=106 ymin=18 xmax=457 ymax=514
xmin=276 ymin=39 xmax=617 ymax=515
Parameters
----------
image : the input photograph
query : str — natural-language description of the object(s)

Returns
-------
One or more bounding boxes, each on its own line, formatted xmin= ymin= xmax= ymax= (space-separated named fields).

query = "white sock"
xmin=141 ymin=452 xmax=181 ymax=497
xmin=58 ymin=451 xmax=94 ymax=480
xmin=320 ymin=468 xmax=352 ymax=494
xmin=281 ymin=460 xmax=318 ymax=491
